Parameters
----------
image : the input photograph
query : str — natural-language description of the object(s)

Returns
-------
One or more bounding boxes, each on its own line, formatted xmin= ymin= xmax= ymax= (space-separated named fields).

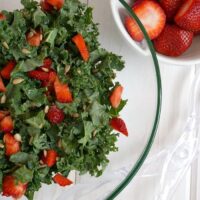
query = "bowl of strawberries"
xmin=111 ymin=0 xmax=200 ymax=65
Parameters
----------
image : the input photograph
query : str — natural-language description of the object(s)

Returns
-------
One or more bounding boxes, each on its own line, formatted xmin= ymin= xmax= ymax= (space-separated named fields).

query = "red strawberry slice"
xmin=28 ymin=70 xmax=49 ymax=81
xmin=109 ymin=85 xmax=123 ymax=109
xmin=41 ymin=58 xmax=53 ymax=70
xmin=153 ymin=24 xmax=194 ymax=56
xmin=53 ymin=173 xmax=73 ymax=186
xmin=0 ymin=76 xmax=6 ymax=92
xmin=72 ymin=34 xmax=90 ymax=62
xmin=54 ymin=78 xmax=73 ymax=103
xmin=0 ymin=116 xmax=14 ymax=132
xmin=47 ymin=105 xmax=65 ymax=124
xmin=160 ymin=0 xmax=183 ymax=21
xmin=0 ymin=13 xmax=6 ymax=21
xmin=48 ymin=71 xmax=57 ymax=83
xmin=46 ymin=0 xmax=64 ymax=10
xmin=40 ymin=0 xmax=54 ymax=12
xmin=26 ymin=30 xmax=42 ymax=47
xmin=125 ymin=0 xmax=166 ymax=42
xmin=175 ymin=0 xmax=200 ymax=32
xmin=110 ymin=118 xmax=128 ymax=136
xmin=2 ymin=175 xmax=27 ymax=199
xmin=3 ymin=133 xmax=21 ymax=156
xmin=41 ymin=149 xmax=58 ymax=167
xmin=1 ymin=61 xmax=16 ymax=80
xmin=0 ymin=111 xmax=9 ymax=121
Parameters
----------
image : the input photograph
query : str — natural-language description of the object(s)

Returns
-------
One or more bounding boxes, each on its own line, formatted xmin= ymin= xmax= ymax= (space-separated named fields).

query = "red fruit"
xmin=40 ymin=0 xmax=54 ymax=12
xmin=109 ymin=85 xmax=123 ymax=109
xmin=125 ymin=0 xmax=166 ymax=42
xmin=0 ymin=76 xmax=6 ymax=92
xmin=53 ymin=173 xmax=73 ymax=187
xmin=0 ymin=116 xmax=14 ymax=132
xmin=110 ymin=118 xmax=128 ymax=136
xmin=175 ymin=0 xmax=200 ymax=32
xmin=42 ymin=58 xmax=53 ymax=70
xmin=54 ymin=78 xmax=73 ymax=103
xmin=46 ymin=0 xmax=64 ymax=10
xmin=41 ymin=149 xmax=58 ymax=167
xmin=26 ymin=30 xmax=42 ymax=47
xmin=160 ymin=0 xmax=183 ymax=21
xmin=49 ymin=71 xmax=57 ymax=83
xmin=0 ymin=111 xmax=9 ymax=121
xmin=3 ymin=133 xmax=21 ymax=156
xmin=47 ymin=105 xmax=65 ymax=124
xmin=28 ymin=70 xmax=49 ymax=81
xmin=1 ymin=60 xmax=16 ymax=79
xmin=2 ymin=176 xmax=27 ymax=199
xmin=72 ymin=34 xmax=90 ymax=62
xmin=0 ymin=13 xmax=6 ymax=21
xmin=153 ymin=24 xmax=194 ymax=57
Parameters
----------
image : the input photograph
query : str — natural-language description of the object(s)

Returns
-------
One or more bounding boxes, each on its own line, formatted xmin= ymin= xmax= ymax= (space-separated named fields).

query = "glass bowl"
xmin=0 ymin=0 xmax=161 ymax=199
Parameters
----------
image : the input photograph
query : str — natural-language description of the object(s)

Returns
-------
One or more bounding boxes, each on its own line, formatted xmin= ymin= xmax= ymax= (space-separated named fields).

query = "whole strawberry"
xmin=160 ymin=0 xmax=183 ymax=21
xmin=47 ymin=105 xmax=65 ymax=124
xmin=175 ymin=0 xmax=200 ymax=32
xmin=153 ymin=24 xmax=194 ymax=57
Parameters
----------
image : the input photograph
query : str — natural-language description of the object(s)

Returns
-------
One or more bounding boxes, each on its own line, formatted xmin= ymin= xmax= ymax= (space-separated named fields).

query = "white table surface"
xmin=0 ymin=0 xmax=199 ymax=200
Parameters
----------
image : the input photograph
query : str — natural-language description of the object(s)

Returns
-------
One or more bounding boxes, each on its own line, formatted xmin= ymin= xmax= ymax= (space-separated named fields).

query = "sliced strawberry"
xmin=28 ymin=70 xmax=49 ymax=81
xmin=40 ymin=0 xmax=54 ymax=12
xmin=41 ymin=149 xmax=58 ymax=167
xmin=54 ymin=78 xmax=73 ymax=103
xmin=109 ymin=85 xmax=123 ymax=109
xmin=53 ymin=173 xmax=73 ymax=187
xmin=0 ymin=13 xmax=6 ymax=21
xmin=2 ymin=175 xmax=27 ymax=199
xmin=0 ymin=116 xmax=14 ymax=132
xmin=1 ymin=60 xmax=16 ymax=79
xmin=110 ymin=118 xmax=128 ymax=136
xmin=125 ymin=0 xmax=166 ymax=42
xmin=26 ymin=30 xmax=42 ymax=47
xmin=0 ymin=76 xmax=6 ymax=92
xmin=153 ymin=24 xmax=194 ymax=56
xmin=41 ymin=58 xmax=53 ymax=70
xmin=3 ymin=133 xmax=21 ymax=156
xmin=0 ymin=111 xmax=9 ymax=121
xmin=49 ymin=71 xmax=57 ymax=83
xmin=160 ymin=0 xmax=183 ymax=21
xmin=175 ymin=0 xmax=200 ymax=32
xmin=47 ymin=105 xmax=65 ymax=124
xmin=46 ymin=0 xmax=64 ymax=10
xmin=72 ymin=34 xmax=90 ymax=62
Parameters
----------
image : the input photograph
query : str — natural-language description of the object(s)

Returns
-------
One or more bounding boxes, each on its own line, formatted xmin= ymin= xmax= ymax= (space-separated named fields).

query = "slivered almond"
xmin=22 ymin=48 xmax=31 ymax=54
xmin=14 ymin=134 xmax=22 ymax=142
xmin=0 ymin=95 xmax=6 ymax=104
xmin=64 ymin=65 xmax=71 ymax=74
xmin=44 ymin=105 xmax=49 ymax=114
xmin=41 ymin=67 xmax=49 ymax=72
xmin=2 ymin=41 xmax=9 ymax=49
xmin=13 ymin=78 xmax=24 ymax=85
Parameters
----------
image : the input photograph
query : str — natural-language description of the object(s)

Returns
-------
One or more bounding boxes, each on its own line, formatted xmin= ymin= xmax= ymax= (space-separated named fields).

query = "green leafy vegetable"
xmin=0 ymin=0 xmax=126 ymax=198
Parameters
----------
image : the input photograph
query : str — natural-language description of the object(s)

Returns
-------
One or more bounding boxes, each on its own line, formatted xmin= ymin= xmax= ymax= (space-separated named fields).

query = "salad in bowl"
xmin=0 ymin=0 xmax=128 ymax=199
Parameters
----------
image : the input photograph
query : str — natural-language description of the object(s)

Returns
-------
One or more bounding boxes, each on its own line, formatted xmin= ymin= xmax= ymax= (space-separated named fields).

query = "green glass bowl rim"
xmin=105 ymin=0 xmax=162 ymax=199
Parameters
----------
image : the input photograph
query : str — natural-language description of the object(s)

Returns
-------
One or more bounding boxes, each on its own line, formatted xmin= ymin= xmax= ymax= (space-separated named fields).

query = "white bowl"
xmin=110 ymin=0 xmax=200 ymax=66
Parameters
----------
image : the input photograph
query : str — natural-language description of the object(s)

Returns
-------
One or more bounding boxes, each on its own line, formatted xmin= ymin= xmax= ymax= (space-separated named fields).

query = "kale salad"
xmin=0 ymin=0 xmax=128 ymax=199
